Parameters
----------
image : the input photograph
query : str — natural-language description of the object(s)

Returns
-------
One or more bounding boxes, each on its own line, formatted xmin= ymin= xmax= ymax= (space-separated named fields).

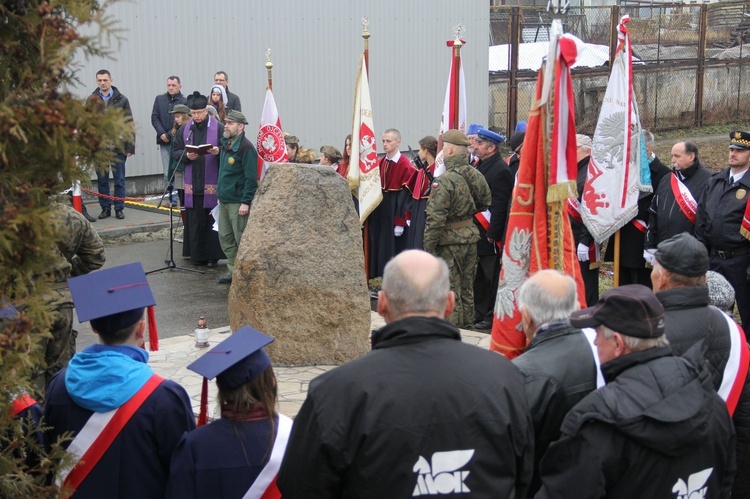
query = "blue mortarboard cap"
xmin=188 ymin=326 xmax=275 ymax=389
xmin=68 ymin=262 xmax=155 ymax=334
xmin=0 ymin=302 xmax=19 ymax=319
xmin=514 ymin=121 xmax=527 ymax=133
xmin=466 ymin=123 xmax=483 ymax=136
xmin=476 ymin=128 xmax=504 ymax=145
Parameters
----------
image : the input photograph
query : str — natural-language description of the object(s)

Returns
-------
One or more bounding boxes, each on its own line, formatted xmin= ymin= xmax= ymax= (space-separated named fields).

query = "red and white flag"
xmin=435 ymin=39 xmax=467 ymax=177
xmin=256 ymin=88 xmax=288 ymax=180
xmin=581 ymin=15 xmax=651 ymax=243
xmin=491 ymin=21 xmax=586 ymax=359
xmin=348 ymin=54 xmax=382 ymax=222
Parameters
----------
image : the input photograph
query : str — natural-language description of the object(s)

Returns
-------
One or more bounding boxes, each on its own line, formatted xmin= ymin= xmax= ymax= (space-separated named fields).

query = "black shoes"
xmin=83 ymin=210 xmax=97 ymax=223
xmin=473 ymin=320 xmax=492 ymax=330
xmin=98 ymin=208 xmax=111 ymax=219
xmin=206 ymin=260 xmax=218 ymax=267
xmin=217 ymin=273 xmax=232 ymax=284
xmin=115 ymin=210 xmax=124 ymax=219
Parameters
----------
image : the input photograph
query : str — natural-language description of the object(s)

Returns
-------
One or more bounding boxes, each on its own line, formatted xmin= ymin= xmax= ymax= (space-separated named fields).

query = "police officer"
xmin=696 ymin=130 xmax=750 ymax=330
xmin=423 ymin=130 xmax=491 ymax=327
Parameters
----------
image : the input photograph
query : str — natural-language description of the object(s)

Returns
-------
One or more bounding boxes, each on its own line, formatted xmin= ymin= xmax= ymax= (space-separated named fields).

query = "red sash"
xmin=631 ymin=218 xmax=647 ymax=233
xmin=59 ymin=374 xmax=165 ymax=492
xmin=669 ymin=174 xmax=697 ymax=223
xmin=243 ymin=414 xmax=293 ymax=499
xmin=718 ymin=313 xmax=750 ymax=417
xmin=9 ymin=394 xmax=38 ymax=418
xmin=474 ymin=210 xmax=491 ymax=231
xmin=741 ymin=192 xmax=750 ymax=241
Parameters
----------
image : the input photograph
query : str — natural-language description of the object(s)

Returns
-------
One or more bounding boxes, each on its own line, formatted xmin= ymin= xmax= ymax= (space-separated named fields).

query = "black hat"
xmin=570 ymin=284 xmax=665 ymax=339
xmin=186 ymin=91 xmax=208 ymax=110
xmin=654 ymin=233 xmax=709 ymax=277
xmin=508 ymin=131 xmax=526 ymax=152
xmin=729 ymin=130 xmax=750 ymax=150
xmin=68 ymin=262 xmax=156 ymax=335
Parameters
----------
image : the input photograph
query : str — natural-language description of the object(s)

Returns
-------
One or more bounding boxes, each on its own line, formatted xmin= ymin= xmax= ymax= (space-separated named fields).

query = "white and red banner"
xmin=435 ymin=39 xmax=467 ymax=178
xmin=581 ymin=16 xmax=651 ymax=243
xmin=257 ymin=88 xmax=288 ymax=181
xmin=348 ymin=53 xmax=382 ymax=223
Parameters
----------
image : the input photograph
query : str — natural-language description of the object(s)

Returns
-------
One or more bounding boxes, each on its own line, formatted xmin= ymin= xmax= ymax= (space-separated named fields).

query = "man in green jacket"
xmin=216 ymin=110 xmax=258 ymax=284
xmin=424 ymin=130 xmax=491 ymax=327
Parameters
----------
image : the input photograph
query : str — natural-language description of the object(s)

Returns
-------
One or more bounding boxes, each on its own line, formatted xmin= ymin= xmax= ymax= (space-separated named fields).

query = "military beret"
xmin=225 ymin=110 xmax=248 ymax=124
xmin=466 ymin=123 xmax=483 ymax=136
xmin=186 ymin=91 xmax=208 ymax=110
xmin=654 ymin=233 xmax=709 ymax=277
xmin=509 ymin=132 xmax=526 ymax=151
xmin=729 ymin=130 xmax=750 ymax=150
xmin=320 ymin=145 xmax=342 ymax=162
xmin=170 ymin=104 xmax=190 ymax=114
xmin=476 ymin=128 xmax=504 ymax=145
xmin=284 ymin=134 xmax=299 ymax=146
xmin=442 ymin=129 xmax=471 ymax=146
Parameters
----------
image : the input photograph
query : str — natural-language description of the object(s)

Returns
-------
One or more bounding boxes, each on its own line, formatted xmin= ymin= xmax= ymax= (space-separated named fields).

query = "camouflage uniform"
xmin=424 ymin=155 xmax=491 ymax=326
xmin=37 ymin=204 xmax=106 ymax=388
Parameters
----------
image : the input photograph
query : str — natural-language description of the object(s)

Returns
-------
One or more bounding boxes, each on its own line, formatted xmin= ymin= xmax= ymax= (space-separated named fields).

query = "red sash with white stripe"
xmin=718 ymin=312 xmax=750 ymax=416
xmin=243 ymin=414 xmax=293 ymax=499
xmin=474 ymin=210 xmax=491 ymax=231
xmin=567 ymin=198 xmax=600 ymax=262
xmin=631 ymin=218 xmax=647 ymax=233
xmin=58 ymin=374 xmax=165 ymax=492
xmin=9 ymin=394 xmax=37 ymax=418
xmin=669 ymin=174 xmax=697 ymax=224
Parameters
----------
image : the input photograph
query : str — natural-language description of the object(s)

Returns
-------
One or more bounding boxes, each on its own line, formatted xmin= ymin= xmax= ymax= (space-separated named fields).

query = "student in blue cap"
xmin=43 ymin=263 xmax=195 ymax=498
xmin=166 ymin=326 xmax=290 ymax=499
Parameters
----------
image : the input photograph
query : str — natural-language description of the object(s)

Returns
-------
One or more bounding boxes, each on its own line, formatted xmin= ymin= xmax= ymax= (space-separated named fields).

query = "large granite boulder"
xmin=228 ymin=163 xmax=371 ymax=365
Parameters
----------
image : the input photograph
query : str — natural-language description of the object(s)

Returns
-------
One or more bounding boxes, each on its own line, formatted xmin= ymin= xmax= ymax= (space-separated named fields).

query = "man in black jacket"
xmin=652 ymin=232 xmax=750 ymax=497
xmin=214 ymin=71 xmax=241 ymax=111
xmin=471 ymin=127 xmax=514 ymax=330
xmin=512 ymin=269 xmax=600 ymax=496
xmin=645 ymin=141 xmax=710 ymax=255
xmin=91 ymin=69 xmax=135 ymax=220
xmin=151 ymin=76 xmax=186 ymax=207
xmin=570 ymin=134 xmax=599 ymax=306
xmin=538 ymin=285 xmax=736 ymax=498
xmin=278 ymin=250 xmax=534 ymax=498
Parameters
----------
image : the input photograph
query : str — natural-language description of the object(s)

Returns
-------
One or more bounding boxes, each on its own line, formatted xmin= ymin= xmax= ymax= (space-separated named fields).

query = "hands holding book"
xmin=186 ymin=144 xmax=220 ymax=160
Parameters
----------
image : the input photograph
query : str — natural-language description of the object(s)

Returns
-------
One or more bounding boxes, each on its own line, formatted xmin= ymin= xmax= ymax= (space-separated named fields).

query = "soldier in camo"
xmin=33 ymin=203 xmax=106 ymax=390
xmin=424 ymin=130 xmax=491 ymax=327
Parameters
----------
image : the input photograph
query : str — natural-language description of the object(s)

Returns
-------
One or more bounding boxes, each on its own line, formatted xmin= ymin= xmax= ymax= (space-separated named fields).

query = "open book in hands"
xmin=185 ymin=144 xmax=214 ymax=155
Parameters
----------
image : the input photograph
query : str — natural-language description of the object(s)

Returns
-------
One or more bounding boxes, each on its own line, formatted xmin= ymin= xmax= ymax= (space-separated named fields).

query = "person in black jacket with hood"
xmin=278 ymin=250 xmax=534 ymax=498
xmin=537 ymin=285 xmax=736 ymax=499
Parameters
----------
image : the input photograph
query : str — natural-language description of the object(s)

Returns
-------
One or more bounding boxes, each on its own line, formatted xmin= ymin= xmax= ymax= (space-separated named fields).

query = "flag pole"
xmin=265 ymin=48 xmax=273 ymax=91
xmin=451 ymin=34 xmax=462 ymax=128
xmin=361 ymin=17 xmax=371 ymax=283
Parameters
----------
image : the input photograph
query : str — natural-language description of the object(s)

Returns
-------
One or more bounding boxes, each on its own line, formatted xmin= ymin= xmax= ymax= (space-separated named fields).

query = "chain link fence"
xmin=489 ymin=2 xmax=750 ymax=136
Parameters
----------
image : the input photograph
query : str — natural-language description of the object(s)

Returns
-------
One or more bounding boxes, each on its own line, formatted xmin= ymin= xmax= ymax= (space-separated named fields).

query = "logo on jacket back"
xmin=412 ymin=449 xmax=474 ymax=496
xmin=672 ymin=467 xmax=713 ymax=499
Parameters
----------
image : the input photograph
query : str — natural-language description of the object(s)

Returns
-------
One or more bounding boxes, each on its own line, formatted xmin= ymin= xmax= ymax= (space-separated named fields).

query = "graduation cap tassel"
xmin=147 ymin=306 xmax=159 ymax=351
xmin=197 ymin=377 xmax=209 ymax=427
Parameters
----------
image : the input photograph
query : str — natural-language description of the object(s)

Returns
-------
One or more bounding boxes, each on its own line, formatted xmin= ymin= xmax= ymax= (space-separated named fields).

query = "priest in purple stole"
xmin=172 ymin=91 xmax=226 ymax=265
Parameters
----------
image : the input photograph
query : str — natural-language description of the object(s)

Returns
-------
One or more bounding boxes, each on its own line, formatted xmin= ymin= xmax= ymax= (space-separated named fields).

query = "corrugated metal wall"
xmin=73 ymin=0 xmax=489 ymax=179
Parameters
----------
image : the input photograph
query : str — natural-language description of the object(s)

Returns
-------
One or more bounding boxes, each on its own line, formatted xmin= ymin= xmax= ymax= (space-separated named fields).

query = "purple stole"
xmin=183 ymin=117 xmax=220 ymax=209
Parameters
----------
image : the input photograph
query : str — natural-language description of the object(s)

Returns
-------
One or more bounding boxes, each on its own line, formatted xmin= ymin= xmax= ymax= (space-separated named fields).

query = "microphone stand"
xmin=148 ymin=129 xmax=204 ymax=275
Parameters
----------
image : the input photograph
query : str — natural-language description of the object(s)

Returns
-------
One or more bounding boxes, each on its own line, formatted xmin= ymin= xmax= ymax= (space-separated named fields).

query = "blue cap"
xmin=68 ymin=262 xmax=156 ymax=334
xmin=187 ymin=326 xmax=275 ymax=389
xmin=466 ymin=123 xmax=483 ymax=136
xmin=476 ymin=128 xmax=504 ymax=145
xmin=514 ymin=121 xmax=527 ymax=133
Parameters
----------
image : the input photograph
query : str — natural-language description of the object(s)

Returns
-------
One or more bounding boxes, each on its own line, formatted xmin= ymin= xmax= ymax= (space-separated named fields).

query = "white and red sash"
xmin=57 ymin=374 xmax=164 ymax=492
xmin=243 ymin=414 xmax=293 ymax=499
xmin=669 ymin=173 xmax=697 ymax=224
xmin=474 ymin=210 xmax=491 ymax=232
xmin=9 ymin=394 xmax=37 ymax=417
xmin=567 ymin=198 xmax=601 ymax=262
xmin=631 ymin=218 xmax=647 ymax=234
xmin=718 ymin=311 xmax=750 ymax=416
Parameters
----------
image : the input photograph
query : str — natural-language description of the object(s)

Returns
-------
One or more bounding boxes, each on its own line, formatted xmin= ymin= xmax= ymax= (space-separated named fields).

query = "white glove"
xmin=394 ymin=226 xmax=404 ymax=237
xmin=577 ymin=243 xmax=589 ymax=262
xmin=406 ymin=219 xmax=411 ymax=227
xmin=643 ymin=249 xmax=656 ymax=265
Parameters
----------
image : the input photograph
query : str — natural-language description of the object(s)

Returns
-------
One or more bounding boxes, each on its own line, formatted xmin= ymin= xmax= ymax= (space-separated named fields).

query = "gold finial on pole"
xmin=265 ymin=48 xmax=273 ymax=90
xmin=362 ymin=17 xmax=370 ymax=73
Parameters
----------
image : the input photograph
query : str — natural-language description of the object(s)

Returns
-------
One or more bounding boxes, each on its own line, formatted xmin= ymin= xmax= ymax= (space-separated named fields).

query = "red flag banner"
xmin=257 ymin=88 xmax=288 ymax=180
xmin=435 ymin=39 xmax=468 ymax=177
xmin=490 ymin=21 xmax=587 ymax=359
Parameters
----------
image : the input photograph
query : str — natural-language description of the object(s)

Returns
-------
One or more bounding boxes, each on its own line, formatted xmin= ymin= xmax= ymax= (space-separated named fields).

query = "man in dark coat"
xmin=537 ymin=285 xmax=736 ymax=498
xmin=652 ymin=232 xmax=750 ymax=498
xmin=90 ymin=69 xmax=135 ymax=220
xmin=609 ymin=129 xmax=670 ymax=286
xmin=570 ymin=134 xmax=599 ymax=306
xmin=512 ymin=269 xmax=600 ymax=496
xmin=278 ymin=250 xmax=534 ymax=498
xmin=214 ymin=71 xmax=241 ymax=111
xmin=696 ymin=131 xmax=750 ymax=331
xmin=471 ymin=127 xmax=514 ymax=330
xmin=645 ymin=141 xmax=710 ymax=254
xmin=151 ymin=75 xmax=186 ymax=207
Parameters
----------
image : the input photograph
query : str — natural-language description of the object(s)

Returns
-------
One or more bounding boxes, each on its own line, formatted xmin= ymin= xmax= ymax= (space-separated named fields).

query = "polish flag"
xmin=256 ymin=88 xmax=288 ymax=180
xmin=435 ymin=39 xmax=467 ymax=177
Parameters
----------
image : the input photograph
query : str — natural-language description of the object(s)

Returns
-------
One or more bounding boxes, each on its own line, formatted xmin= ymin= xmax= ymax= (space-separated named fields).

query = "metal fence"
xmin=489 ymin=1 xmax=750 ymax=136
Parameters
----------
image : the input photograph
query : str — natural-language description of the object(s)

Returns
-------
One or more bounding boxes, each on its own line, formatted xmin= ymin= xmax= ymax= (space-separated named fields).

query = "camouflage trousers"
xmin=37 ymin=288 xmax=76 ymax=392
xmin=434 ymin=243 xmax=478 ymax=328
